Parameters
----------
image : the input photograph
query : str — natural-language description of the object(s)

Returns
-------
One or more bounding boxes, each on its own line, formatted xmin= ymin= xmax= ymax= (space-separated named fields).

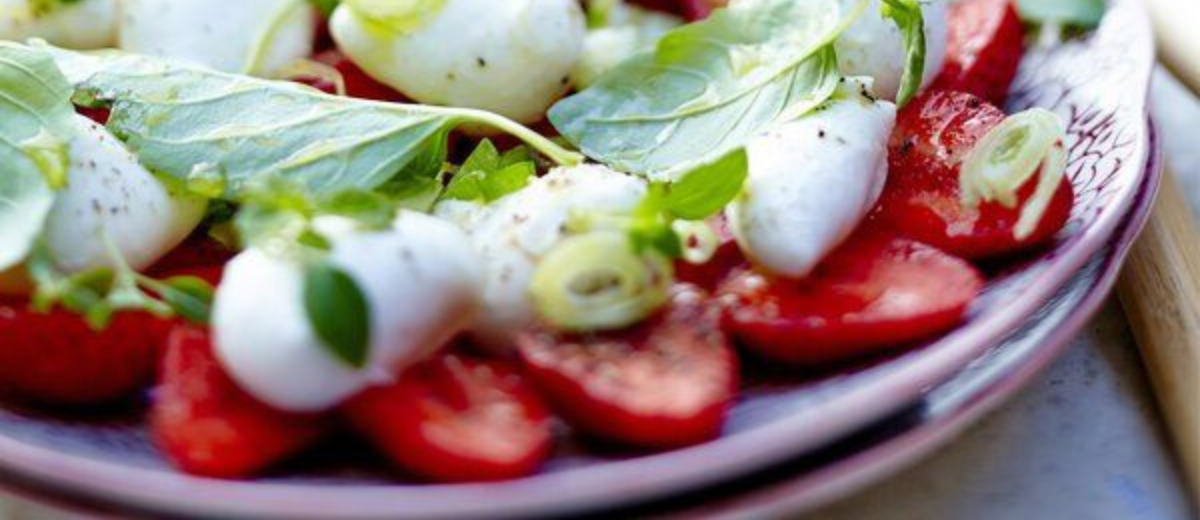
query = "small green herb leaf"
xmin=442 ymin=139 xmax=536 ymax=204
xmin=157 ymin=276 xmax=216 ymax=325
xmin=665 ymin=148 xmax=748 ymax=220
xmin=304 ymin=261 xmax=372 ymax=368
xmin=308 ymin=0 xmax=340 ymax=17
xmin=880 ymin=0 xmax=926 ymax=107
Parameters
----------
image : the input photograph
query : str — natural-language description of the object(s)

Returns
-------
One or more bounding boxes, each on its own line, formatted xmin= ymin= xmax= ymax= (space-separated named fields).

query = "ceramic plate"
xmin=0 ymin=0 xmax=1158 ymax=517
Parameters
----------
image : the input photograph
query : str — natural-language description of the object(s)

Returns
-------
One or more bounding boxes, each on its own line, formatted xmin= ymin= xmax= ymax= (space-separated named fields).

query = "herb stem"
xmin=454 ymin=108 xmax=585 ymax=167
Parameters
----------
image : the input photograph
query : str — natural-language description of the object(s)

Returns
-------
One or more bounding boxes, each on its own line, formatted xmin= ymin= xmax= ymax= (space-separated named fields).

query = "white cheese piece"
xmin=330 ymin=0 xmax=586 ymax=123
xmin=434 ymin=164 xmax=647 ymax=351
xmin=0 ymin=0 xmax=117 ymax=49
xmin=836 ymin=0 xmax=949 ymax=101
xmin=213 ymin=212 xmax=482 ymax=412
xmin=727 ymin=78 xmax=896 ymax=278
xmin=120 ymin=0 xmax=317 ymax=75
xmin=0 ymin=114 xmax=206 ymax=293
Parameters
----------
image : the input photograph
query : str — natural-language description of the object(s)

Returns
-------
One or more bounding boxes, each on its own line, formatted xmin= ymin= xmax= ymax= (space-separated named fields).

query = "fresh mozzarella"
xmin=0 ymin=115 xmax=206 ymax=293
xmin=0 ymin=0 xmax=117 ymax=49
xmin=727 ymin=78 xmax=896 ymax=278
xmin=330 ymin=0 xmax=586 ymax=123
xmin=836 ymin=0 xmax=949 ymax=101
xmin=435 ymin=165 xmax=647 ymax=351
xmin=213 ymin=212 xmax=481 ymax=412
xmin=120 ymin=0 xmax=317 ymax=75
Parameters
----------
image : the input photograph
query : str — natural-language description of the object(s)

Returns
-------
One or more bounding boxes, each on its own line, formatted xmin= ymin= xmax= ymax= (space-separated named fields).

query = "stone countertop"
xmin=804 ymin=69 xmax=1200 ymax=520
xmin=2 ymin=73 xmax=1198 ymax=520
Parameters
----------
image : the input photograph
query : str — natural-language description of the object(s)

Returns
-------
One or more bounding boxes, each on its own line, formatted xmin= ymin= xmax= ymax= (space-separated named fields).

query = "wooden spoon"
xmin=1120 ymin=0 xmax=1200 ymax=506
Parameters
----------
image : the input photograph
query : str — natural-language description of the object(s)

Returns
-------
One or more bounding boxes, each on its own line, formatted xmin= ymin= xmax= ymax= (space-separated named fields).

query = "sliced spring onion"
xmin=673 ymin=220 xmax=720 ymax=265
xmin=529 ymin=231 xmax=673 ymax=333
xmin=960 ymin=108 xmax=1069 ymax=241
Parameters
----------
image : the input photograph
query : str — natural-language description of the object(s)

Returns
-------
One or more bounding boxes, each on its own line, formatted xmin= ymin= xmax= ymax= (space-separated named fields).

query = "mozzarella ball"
xmin=120 ymin=0 xmax=317 ymax=75
xmin=0 ymin=114 xmax=206 ymax=294
xmin=331 ymin=0 xmax=586 ymax=123
xmin=836 ymin=0 xmax=948 ymax=101
xmin=434 ymin=165 xmax=647 ymax=351
xmin=0 ymin=0 xmax=117 ymax=49
xmin=213 ymin=212 xmax=482 ymax=412
xmin=727 ymin=78 xmax=896 ymax=278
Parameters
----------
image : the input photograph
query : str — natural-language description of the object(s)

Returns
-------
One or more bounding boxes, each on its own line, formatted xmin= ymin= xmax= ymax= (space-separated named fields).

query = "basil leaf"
xmin=880 ymin=0 xmax=925 ymax=107
xmin=39 ymin=44 xmax=580 ymax=201
xmin=442 ymin=139 xmax=535 ymax=204
xmin=1016 ymin=0 xmax=1104 ymax=28
xmin=665 ymin=148 xmax=748 ymax=220
xmin=0 ymin=43 xmax=76 ymax=272
xmin=303 ymin=262 xmax=371 ymax=368
xmin=319 ymin=190 xmax=399 ymax=230
xmin=158 ymin=276 xmax=215 ymax=325
xmin=549 ymin=0 xmax=866 ymax=181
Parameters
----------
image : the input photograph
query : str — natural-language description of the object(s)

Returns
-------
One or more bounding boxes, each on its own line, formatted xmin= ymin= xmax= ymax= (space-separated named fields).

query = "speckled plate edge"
xmin=0 ymin=1 xmax=1158 ymax=518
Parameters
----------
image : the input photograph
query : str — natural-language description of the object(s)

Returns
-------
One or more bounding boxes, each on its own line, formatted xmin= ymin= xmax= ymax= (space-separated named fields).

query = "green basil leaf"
xmin=665 ymin=148 xmax=748 ymax=220
xmin=549 ymin=0 xmax=866 ymax=181
xmin=38 ymin=44 xmax=580 ymax=201
xmin=0 ymin=43 xmax=76 ymax=272
xmin=880 ymin=0 xmax=925 ymax=107
xmin=442 ymin=139 xmax=536 ymax=204
xmin=319 ymin=189 xmax=399 ymax=230
xmin=303 ymin=262 xmax=371 ymax=368
xmin=159 ymin=276 xmax=215 ymax=325
xmin=1016 ymin=0 xmax=1104 ymax=28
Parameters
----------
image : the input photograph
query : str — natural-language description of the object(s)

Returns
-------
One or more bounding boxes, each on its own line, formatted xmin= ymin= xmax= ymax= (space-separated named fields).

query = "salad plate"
xmin=0 ymin=0 xmax=1157 ymax=518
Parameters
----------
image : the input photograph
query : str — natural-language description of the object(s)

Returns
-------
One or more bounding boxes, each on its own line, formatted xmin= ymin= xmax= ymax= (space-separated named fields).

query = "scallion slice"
xmin=529 ymin=231 xmax=673 ymax=333
xmin=960 ymin=108 xmax=1069 ymax=240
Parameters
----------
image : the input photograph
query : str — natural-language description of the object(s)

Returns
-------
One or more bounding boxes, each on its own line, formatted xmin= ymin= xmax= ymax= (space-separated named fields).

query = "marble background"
xmin=1 ymin=71 xmax=1198 ymax=520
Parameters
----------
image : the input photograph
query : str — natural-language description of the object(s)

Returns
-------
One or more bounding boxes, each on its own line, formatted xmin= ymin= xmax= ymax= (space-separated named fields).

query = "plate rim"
xmin=0 ymin=1 xmax=1160 ymax=518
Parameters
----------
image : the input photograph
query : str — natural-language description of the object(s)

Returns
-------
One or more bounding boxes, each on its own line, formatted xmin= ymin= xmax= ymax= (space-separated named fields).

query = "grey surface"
xmin=804 ymin=69 xmax=1200 ymax=520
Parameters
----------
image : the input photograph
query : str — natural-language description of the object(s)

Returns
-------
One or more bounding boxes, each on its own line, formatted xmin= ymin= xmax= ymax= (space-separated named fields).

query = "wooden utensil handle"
xmin=1118 ymin=172 xmax=1200 ymax=505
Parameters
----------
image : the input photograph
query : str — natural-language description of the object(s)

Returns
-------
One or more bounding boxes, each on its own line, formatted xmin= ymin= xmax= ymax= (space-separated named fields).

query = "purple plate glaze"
xmin=0 ymin=0 xmax=1158 ymax=518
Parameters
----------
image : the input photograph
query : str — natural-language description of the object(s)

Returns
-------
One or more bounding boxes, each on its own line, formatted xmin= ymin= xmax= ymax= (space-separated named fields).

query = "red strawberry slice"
xmin=345 ymin=353 xmax=553 ymax=482
xmin=719 ymin=233 xmax=984 ymax=365
xmin=629 ymin=0 xmax=722 ymax=20
xmin=0 ymin=304 xmax=168 ymax=407
xmin=152 ymin=326 xmax=327 ymax=478
xmin=516 ymin=285 xmax=738 ymax=448
xmin=930 ymin=0 xmax=1026 ymax=106
xmin=872 ymin=90 xmax=1074 ymax=260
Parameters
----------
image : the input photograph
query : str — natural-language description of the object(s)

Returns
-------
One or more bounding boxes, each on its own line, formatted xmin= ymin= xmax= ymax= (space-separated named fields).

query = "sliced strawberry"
xmin=308 ymin=50 xmax=408 ymax=102
xmin=873 ymin=90 xmax=1074 ymax=260
xmin=0 ymin=304 xmax=168 ymax=407
xmin=719 ymin=233 xmax=984 ymax=365
xmin=152 ymin=326 xmax=326 ymax=478
xmin=516 ymin=285 xmax=738 ymax=448
xmin=76 ymin=106 xmax=110 ymax=125
xmin=345 ymin=353 xmax=552 ymax=482
xmin=629 ymin=0 xmax=722 ymax=20
xmin=930 ymin=0 xmax=1026 ymax=106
